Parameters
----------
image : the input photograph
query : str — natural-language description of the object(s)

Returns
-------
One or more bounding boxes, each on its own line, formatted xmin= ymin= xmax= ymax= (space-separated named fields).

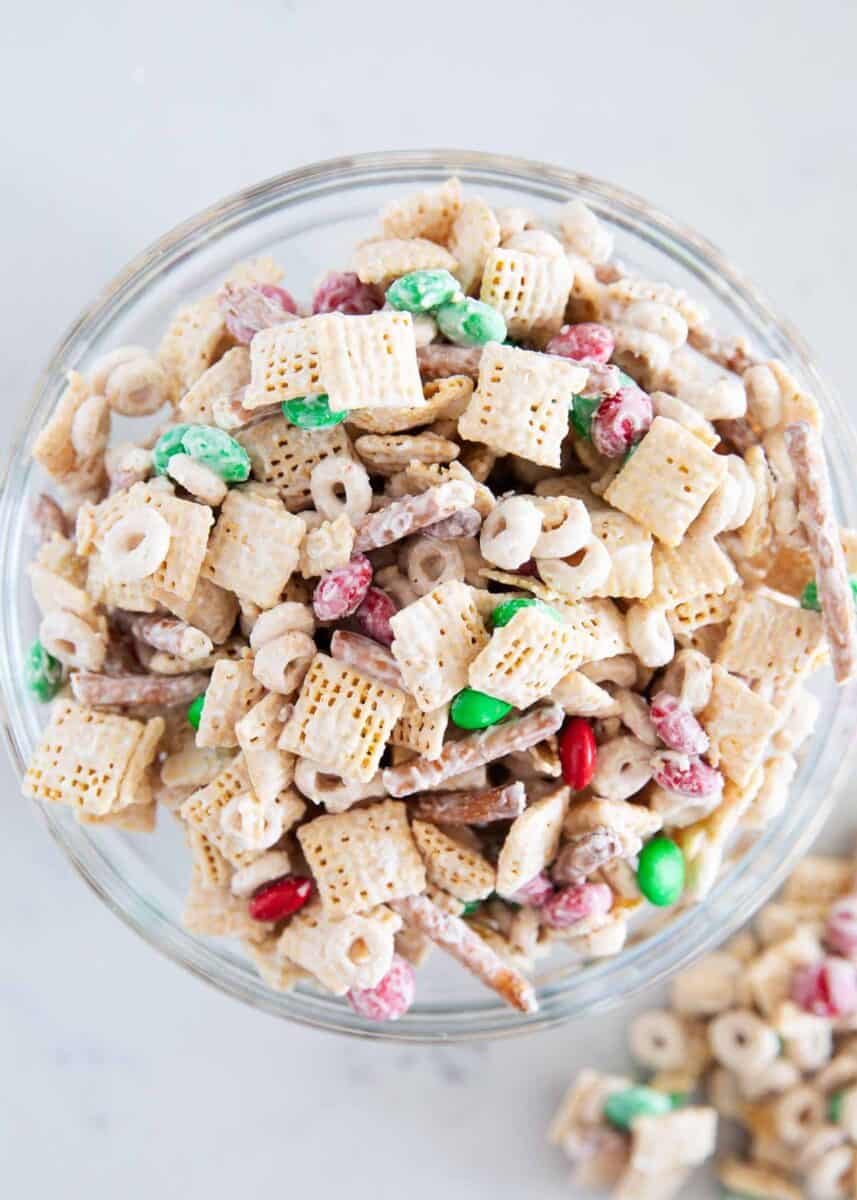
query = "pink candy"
xmin=509 ymin=871 xmax=554 ymax=908
xmin=346 ymin=954 xmax=416 ymax=1022
xmin=649 ymin=691 xmax=709 ymax=755
xmin=792 ymin=957 xmax=857 ymax=1018
xmin=651 ymin=751 xmax=723 ymax=799
xmin=826 ymin=897 xmax=857 ymax=957
xmin=546 ymin=323 xmax=615 ymax=364
xmin=313 ymin=555 xmax=373 ymax=622
xmin=591 ymin=386 xmax=653 ymax=458
xmin=219 ymin=282 xmax=298 ymax=344
xmin=353 ymin=586 xmax=398 ymax=647
xmin=541 ymin=881 xmax=613 ymax=930
xmin=312 ymin=271 xmax=384 ymax=316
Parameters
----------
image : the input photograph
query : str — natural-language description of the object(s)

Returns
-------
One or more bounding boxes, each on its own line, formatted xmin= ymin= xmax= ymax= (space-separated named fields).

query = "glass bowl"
xmin=3 ymin=150 xmax=857 ymax=1041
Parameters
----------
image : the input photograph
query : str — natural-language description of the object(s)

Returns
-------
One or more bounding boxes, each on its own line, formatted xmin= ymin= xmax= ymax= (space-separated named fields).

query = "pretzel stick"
xmin=785 ymin=420 xmax=857 ymax=683
xmin=353 ymin=479 xmax=475 ymax=553
xmin=715 ymin=417 xmax=759 ymax=455
xmin=70 ymin=671 xmax=210 ymax=708
xmin=417 ymin=344 xmax=482 ymax=381
xmin=330 ymin=630 xmax=405 ymax=691
xmin=383 ymin=704 xmax=564 ymax=797
xmin=391 ymin=893 xmax=537 ymax=1014
xmin=687 ymin=326 xmax=756 ymax=375
xmin=115 ymin=611 xmax=214 ymax=660
xmin=408 ymin=782 xmax=526 ymax=825
xmin=32 ymin=493 xmax=71 ymax=542
xmin=551 ymin=826 xmax=623 ymax=886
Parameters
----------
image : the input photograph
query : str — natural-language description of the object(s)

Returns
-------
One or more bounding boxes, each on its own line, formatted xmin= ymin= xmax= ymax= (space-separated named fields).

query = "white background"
xmin=2 ymin=3 xmax=856 ymax=1195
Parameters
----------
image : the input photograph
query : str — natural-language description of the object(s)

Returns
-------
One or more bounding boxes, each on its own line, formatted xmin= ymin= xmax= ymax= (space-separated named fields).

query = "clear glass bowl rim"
xmin=2 ymin=148 xmax=856 ymax=1042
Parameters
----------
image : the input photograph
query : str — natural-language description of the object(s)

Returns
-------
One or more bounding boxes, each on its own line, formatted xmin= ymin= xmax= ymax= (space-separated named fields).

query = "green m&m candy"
xmin=152 ymin=424 xmax=193 ymax=474
xmin=386 ymin=269 xmax=461 ymax=314
xmin=490 ymin=596 xmax=562 ymax=629
xmin=829 ymin=1090 xmax=845 ymax=1123
xmin=180 ymin=425 xmax=251 ymax=483
xmin=450 ymin=687 xmax=512 ymax=730
xmin=187 ymin=693 xmax=206 ymax=731
xmin=461 ymin=900 xmax=481 ymax=917
xmin=637 ymin=837 xmax=685 ymax=907
xmin=603 ymin=1086 xmax=672 ymax=1130
xmin=800 ymin=577 xmax=857 ymax=613
xmin=26 ymin=639 xmax=63 ymax=702
xmin=281 ymin=395 xmax=347 ymax=429
xmin=570 ymin=393 xmax=600 ymax=440
xmin=434 ymin=298 xmax=506 ymax=347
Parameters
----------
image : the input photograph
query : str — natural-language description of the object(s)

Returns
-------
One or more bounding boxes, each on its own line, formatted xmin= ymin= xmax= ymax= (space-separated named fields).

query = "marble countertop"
xmin=3 ymin=3 xmax=856 ymax=1195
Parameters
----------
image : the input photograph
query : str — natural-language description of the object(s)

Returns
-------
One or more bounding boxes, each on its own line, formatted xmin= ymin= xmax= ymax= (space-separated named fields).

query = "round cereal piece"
xmin=773 ymin=1085 xmax=826 ymax=1146
xmin=310 ymin=456 xmax=372 ymax=523
xmin=657 ymin=649 xmax=713 ymax=713
xmin=723 ymin=454 xmax=756 ymax=531
xmin=221 ymin=791 xmax=284 ymax=852
xmin=785 ymin=1025 xmax=834 ymax=1073
xmin=102 ymin=508 xmax=172 ymax=582
xmin=402 ymin=536 xmax=465 ymax=596
xmin=294 ymin=758 xmax=383 ymax=814
xmin=249 ymin=601 xmax=316 ymax=649
xmin=39 ymin=610 xmax=106 ymax=672
xmin=70 ymin=392 xmax=110 ymax=459
xmin=537 ymin=537 xmax=612 ymax=599
xmin=590 ymin=735 xmax=653 ymax=801
xmin=166 ymin=452 xmax=228 ymax=506
xmin=709 ymin=1009 xmax=780 ymax=1074
xmin=230 ymin=850 xmax=293 ymax=898
xmin=626 ymin=604 xmax=674 ymax=669
xmin=629 ymin=1009 xmax=691 ymax=1072
xmin=502 ymin=229 xmax=565 ymax=258
xmin=252 ymin=630 xmax=315 ymax=695
xmin=804 ymin=1145 xmax=854 ymax=1200
xmin=91 ymin=346 xmax=169 ymax=417
xmin=532 ymin=496 xmax=591 ymax=559
xmin=480 ymin=496 xmax=542 ymax=570
xmin=744 ymin=363 xmax=784 ymax=430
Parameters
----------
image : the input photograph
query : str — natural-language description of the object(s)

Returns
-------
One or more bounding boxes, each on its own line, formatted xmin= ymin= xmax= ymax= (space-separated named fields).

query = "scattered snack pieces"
xmin=19 ymin=177 xmax=856 ymax=1021
xmin=549 ymin=850 xmax=857 ymax=1199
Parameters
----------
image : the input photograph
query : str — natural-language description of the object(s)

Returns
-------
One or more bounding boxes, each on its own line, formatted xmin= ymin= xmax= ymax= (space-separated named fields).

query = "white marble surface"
xmin=2 ymin=2 xmax=857 ymax=1195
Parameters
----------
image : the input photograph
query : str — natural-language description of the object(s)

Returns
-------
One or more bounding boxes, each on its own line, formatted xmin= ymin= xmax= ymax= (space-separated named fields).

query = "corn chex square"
xmin=279 ymin=653 xmax=406 ymax=782
xmin=449 ymin=197 xmax=501 ymax=295
xmin=411 ymin=820 xmax=495 ymax=902
xmin=496 ymin=785 xmax=570 ymax=897
xmin=479 ymin=248 xmax=573 ymax=343
xmin=589 ymin=510 xmax=654 ymax=599
xmin=235 ymin=692 xmax=295 ymax=804
xmin=297 ymin=799 xmax=426 ymax=918
xmin=717 ymin=591 xmax=826 ymax=686
xmin=177 ymin=346 xmax=250 ymax=424
xmin=458 ymin=343 xmax=586 ymax=468
xmin=550 ymin=597 xmax=630 ymax=664
xmin=668 ymin=585 xmax=739 ymax=637
xmin=196 ymin=659 xmax=265 ymax=749
xmin=183 ymin=874 xmax=268 ymax=943
xmin=700 ymin=665 xmax=779 ymax=788
xmin=468 ymin=605 xmax=584 ymax=708
xmin=202 ymin=487 xmax=304 ymax=609
xmin=381 ymin=177 xmax=462 ymax=243
xmin=389 ymin=580 xmax=489 ymax=712
xmin=238 ymin=415 xmax=353 ymax=511
xmin=244 ymin=315 xmax=333 ymax=410
xmin=158 ymin=295 xmax=228 ymax=399
xmin=186 ymin=827 xmax=232 ymax=891
xmin=24 ymin=699 xmax=160 ymax=817
xmin=350 ymin=237 xmax=457 ymax=286
xmin=154 ymin=574 xmax=239 ymax=645
xmin=320 ymin=311 xmax=424 ymax=413
xmin=389 ymin=699 xmax=449 ymax=761
xmin=604 ymin=417 xmax=728 ymax=547
xmin=85 ymin=553 xmax=159 ymax=613
xmin=645 ymin=534 xmax=738 ymax=609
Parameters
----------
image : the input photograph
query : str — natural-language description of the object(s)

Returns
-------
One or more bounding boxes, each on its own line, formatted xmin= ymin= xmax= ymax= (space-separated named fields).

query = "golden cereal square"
xmin=177 ymin=346 xmax=250 ymax=424
xmin=244 ymin=316 xmax=333 ymax=409
xmin=389 ymin=700 xmax=449 ymax=761
xmin=319 ymin=311 xmax=424 ymax=413
xmin=479 ymin=248 xmax=573 ymax=342
xmin=645 ymin=535 xmax=738 ymax=610
xmin=604 ymin=417 xmax=728 ymax=546
xmin=279 ymin=653 xmax=406 ymax=782
xmin=589 ymin=510 xmax=654 ymax=599
xmin=449 ymin=197 xmax=501 ymax=295
xmin=411 ymin=820 xmax=495 ymax=902
xmin=458 ymin=342 xmax=586 ymax=468
xmin=717 ymin=591 xmax=826 ymax=685
xmin=202 ymin=488 xmax=304 ymax=609
xmin=551 ymin=597 xmax=630 ymax=663
xmin=158 ymin=295 xmax=228 ymax=399
xmin=468 ymin=606 xmax=584 ymax=708
xmin=238 ymin=415 xmax=354 ymax=511
xmin=297 ymin=799 xmax=426 ymax=918
xmin=153 ymin=574 xmax=239 ymax=645
xmin=24 ymin=699 xmax=145 ymax=817
xmin=389 ymin=580 xmax=489 ymax=712
xmin=700 ymin=666 xmax=779 ymax=788
xmin=196 ymin=660 xmax=265 ymax=749
xmin=32 ymin=371 xmax=92 ymax=482
xmin=235 ymin=692 xmax=296 ymax=804
xmin=350 ymin=237 xmax=457 ymax=286
xmin=380 ymin=177 xmax=462 ymax=243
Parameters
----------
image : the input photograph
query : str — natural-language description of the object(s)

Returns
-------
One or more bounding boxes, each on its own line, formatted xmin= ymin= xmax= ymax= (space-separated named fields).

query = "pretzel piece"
xmin=353 ymin=479 xmax=475 ymax=553
xmin=408 ymin=782 xmax=526 ymax=825
xmin=330 ymin=630 xmax=405 ymax=691
xmin=382 ymin=704 xmax=564 ymax=797
xmin=391 ymin=893 xmax=537 ymax=1013
xmin=785 ymin=420 xmax=857 ymax=682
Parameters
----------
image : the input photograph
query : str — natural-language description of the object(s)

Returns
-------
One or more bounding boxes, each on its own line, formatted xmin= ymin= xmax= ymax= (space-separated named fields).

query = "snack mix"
xmin=21 ymin=176 xmax=857 ymax=1021
xmin=550 ymin=853 xmax=857 ymax=1200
